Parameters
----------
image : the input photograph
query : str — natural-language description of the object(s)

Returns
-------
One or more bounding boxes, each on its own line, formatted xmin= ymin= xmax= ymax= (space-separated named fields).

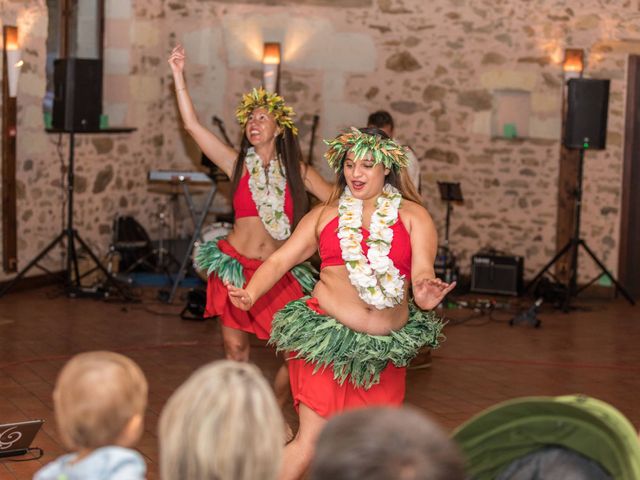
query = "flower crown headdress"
xmin=324 ymin=127 xmax=409 ymax=172
xmin=235 ymin=87 xmax=298 ymax=136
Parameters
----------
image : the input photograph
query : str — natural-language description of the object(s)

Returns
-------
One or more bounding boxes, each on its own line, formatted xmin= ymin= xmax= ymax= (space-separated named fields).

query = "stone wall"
xmin=2 ymin=0 xmax=638 ymax=284
xmin=0 ymin=0 xmax=196 ymax=283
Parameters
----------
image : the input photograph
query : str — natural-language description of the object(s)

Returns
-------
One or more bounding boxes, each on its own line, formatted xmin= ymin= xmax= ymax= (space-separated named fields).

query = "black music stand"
xmin=437 ymin=182 xmax=463 ymax=249
xmin=0 ymin=128 xmax=136 ymax=300
xmin=435 ymin=182 xmax=463 ymax=284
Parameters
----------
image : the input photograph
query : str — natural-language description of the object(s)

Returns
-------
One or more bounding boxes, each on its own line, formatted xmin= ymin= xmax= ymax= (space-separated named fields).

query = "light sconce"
xmin=563 ymin=48 xmax=584 ymax=81
xmin=262 ymin=42 xmax=281 ymax=93
xmin=2 ymin=25 xmax=20 ymax=272
xmin=4 ymin=26 xmax=22 ymax=98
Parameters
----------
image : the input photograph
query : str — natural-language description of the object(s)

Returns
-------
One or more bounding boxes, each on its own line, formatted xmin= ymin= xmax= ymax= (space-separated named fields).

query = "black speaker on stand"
xmin=526 ymin=78 xmax=634 ymax=309
xmin=52 ymin=58 xmax=102 ymax=131
xmin=0 ymin=58 xmax=132 ymax=300
xmin=564 ymin=78 xmax=610 ymax=150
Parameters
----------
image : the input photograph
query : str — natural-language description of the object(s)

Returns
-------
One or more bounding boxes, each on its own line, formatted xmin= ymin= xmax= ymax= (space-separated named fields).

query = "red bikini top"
xmin=233 ymin=171 xmax=294 ymax=223
xmin=319 ymin=216 xmax=412 ymax=277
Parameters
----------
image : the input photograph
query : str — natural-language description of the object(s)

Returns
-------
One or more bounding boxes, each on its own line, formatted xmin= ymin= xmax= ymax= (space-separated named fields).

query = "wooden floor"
xmin=1 ymin=286 xmax=638 ymax=479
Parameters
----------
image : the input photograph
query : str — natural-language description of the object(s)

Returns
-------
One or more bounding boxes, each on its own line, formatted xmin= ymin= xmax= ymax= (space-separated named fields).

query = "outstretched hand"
xmin=413 ymin=278 xmax=456 ymax=311
xmin=168 ymin=45 xmax=185 ymax=75
xmin=227 ymin=283 xmax=254 ymax=311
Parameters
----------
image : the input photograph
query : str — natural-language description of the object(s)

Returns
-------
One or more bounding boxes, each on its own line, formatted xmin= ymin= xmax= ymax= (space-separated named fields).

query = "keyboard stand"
xmin=165 ymin=180 xmax=217 ymax=304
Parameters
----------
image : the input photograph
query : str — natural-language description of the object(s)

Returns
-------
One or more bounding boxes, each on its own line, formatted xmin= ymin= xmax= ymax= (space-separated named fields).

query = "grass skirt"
xmin=197 ymin=238 xmax=313 ymax=340
xmin=195 ymin=236 xmax=317 ymax=293
xmin=270 ymin=296 xmax=444 ymax=389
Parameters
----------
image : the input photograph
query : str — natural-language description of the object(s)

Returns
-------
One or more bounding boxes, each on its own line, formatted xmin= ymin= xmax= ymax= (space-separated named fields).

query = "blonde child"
xmin=34 ymin=351 xmax=148 ymax=480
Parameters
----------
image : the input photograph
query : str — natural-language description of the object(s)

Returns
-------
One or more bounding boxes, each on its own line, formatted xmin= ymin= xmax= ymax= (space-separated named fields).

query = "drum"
xmin=192 ymin=221 xmax=233 ymax=280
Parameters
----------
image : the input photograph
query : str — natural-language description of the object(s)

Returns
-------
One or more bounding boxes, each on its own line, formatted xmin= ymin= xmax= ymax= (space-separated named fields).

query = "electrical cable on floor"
xmin=488 ymin=308 xmax=517 ymax=324
xmin=446 ymin=311 xmax=492 ymax=326
xmin=442 ymin=297 xmax=523 ymax=326
xmin=6 ymin=447 xmax=44 ymax=462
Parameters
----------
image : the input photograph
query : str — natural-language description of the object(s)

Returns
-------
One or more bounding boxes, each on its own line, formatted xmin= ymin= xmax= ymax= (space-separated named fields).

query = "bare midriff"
xmin=313 ymin=266 xmax=409 ymax=335
xmin=226 ymin=217 xmax=285 ymax=261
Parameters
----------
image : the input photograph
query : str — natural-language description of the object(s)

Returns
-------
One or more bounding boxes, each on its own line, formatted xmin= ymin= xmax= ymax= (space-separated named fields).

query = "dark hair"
xmin=230 ymin=126 xmax=309 ymax=229
xmin=309 ymin=407 xmax=466 ymax=480
xmin=367 ymin=110 xmax=394 ymax=130
xmin=326 ymin=127 xmax=421 ymax=204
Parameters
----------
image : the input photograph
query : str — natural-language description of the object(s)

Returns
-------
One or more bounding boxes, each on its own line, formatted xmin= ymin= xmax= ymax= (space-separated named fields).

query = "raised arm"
xmin=168 ymin=45 xmax=237 ymax=177
xmin=302 ymin=164 xmax=334 ymax=203
xmin=406 ymin=202 xmax=455 ymax=310
xmin=228 ymin=207 xmax=322 ymax=310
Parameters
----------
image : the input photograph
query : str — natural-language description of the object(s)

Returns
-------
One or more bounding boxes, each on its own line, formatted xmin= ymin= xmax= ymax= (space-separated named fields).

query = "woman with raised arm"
xmin=228 ymin=127 xmax=454 ymax=480
xmin=168 ymin=46 xmax=332 ymax=383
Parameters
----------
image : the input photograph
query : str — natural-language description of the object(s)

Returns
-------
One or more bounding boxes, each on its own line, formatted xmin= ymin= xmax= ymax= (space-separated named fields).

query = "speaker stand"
xmin=525 ymin=149 xmax=635 ymax=310
xmin=0 ymin=130 xmax=135 ymax=300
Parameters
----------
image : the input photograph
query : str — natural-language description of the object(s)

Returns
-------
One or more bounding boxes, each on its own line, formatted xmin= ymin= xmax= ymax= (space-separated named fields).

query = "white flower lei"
xmin=338 ymin=184 xmax=405 ymax=309
xmin=245 ymin=147 xmax=291 ymax=240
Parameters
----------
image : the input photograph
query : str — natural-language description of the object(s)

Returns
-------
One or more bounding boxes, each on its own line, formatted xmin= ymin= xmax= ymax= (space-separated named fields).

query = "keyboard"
xmin=148 ymin=170 xmax=213 ymax=184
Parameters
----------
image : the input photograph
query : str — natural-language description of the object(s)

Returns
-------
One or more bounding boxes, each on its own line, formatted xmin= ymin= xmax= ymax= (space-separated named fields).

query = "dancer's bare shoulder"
xmin=399 ymin=199 xmax=436 ymax=234
xmin=307 ymin=202 xmax=338 ymax=237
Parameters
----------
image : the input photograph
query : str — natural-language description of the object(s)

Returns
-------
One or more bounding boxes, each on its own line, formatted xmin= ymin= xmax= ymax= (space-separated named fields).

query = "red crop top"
xmin=233 ymin=172 xmax=294 ymax=223
xmin=319 ymin=216 xmax=412 ymax=278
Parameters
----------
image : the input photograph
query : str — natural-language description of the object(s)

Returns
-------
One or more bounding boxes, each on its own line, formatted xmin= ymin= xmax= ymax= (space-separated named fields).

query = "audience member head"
xmin=367 ymin=110 xmax=395 ymax=137
xmin=54 ymin=351 xmax=148 ymax=451
xmin=309 ymin=406 xmax=465 ymax=480
xmin=367 ymin=111 xmax=422 ymax=197
xmin=159 ymin=360 xmax=284 ymax=480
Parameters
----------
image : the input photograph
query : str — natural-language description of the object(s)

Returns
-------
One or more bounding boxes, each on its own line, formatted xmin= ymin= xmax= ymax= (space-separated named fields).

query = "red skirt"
xmin=205 ymin=239 xmax=304 ymax=340
xmin=288 ymin=297 xmax=407 ymax=418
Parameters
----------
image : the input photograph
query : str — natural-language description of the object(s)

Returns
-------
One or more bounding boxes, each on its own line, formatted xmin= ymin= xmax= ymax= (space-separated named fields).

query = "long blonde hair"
xmin=159 ymin=360 xmax=284 ymax=480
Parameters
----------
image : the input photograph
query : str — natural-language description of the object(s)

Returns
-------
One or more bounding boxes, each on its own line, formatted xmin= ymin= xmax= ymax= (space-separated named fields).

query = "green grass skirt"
xmin=194 ymin=236 xmax=317 ymax=293
xmin=270 ymin=296 xmax=445 ymax=389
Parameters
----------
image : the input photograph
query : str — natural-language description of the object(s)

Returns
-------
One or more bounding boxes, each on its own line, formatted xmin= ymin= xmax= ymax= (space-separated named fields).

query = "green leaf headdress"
xmin=235 ymin=87 xmax=298 ymax=136
xmin=324 ymin=127 xmax=409 ymax=172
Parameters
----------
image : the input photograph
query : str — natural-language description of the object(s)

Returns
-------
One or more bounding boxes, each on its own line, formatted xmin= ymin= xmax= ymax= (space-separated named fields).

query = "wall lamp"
xmin=262 ymin=42 xmax=281 ymax=93
xmin=2 ymin=25 xmax=20 ymax=272
xmin=4 ymin=26 xmax=22 ymax=97
xmin=563 ymin=48 xmax=584 ymax=81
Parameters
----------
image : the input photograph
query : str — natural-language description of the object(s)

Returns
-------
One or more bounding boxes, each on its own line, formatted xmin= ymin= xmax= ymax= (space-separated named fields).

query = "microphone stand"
xmin=212 ymin=115 xmax=234 ymax=148
xmin=307 ymin=114 xmax=320 ymax=164
xmin=510 ymin=298 xmax=543 ymax=328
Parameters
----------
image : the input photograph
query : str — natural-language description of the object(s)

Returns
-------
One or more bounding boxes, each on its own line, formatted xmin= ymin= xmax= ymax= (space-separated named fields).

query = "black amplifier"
xmin=471 ymin=253 xmax=523 ymax=296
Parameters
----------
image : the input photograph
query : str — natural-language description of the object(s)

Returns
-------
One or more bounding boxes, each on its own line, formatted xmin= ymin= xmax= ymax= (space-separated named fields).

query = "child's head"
xmin=54 ymin=351 xmax=148 ymax=451
xmin=159 ymin=360 xmax=284 ymax=480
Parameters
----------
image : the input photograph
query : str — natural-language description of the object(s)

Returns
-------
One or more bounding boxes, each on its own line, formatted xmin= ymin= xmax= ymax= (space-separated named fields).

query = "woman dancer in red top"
xmin=168 ymin=46 xmax=332 ymax=401
xmin=228 ymin=127 xmax=454 ymax=480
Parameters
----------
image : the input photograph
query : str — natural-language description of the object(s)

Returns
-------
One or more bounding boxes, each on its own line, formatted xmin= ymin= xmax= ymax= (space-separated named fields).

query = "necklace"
xmin=245 ymin=148 xmax=290 ymax=240
xmin=338 ymin=184 xmax=405 ymax=309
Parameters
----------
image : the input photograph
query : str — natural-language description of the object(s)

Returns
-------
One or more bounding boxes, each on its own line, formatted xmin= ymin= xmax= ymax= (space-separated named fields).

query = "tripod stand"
xmin=0 ymin=129 xmax=134 ymax=300
xmin=435 ymin=182 xmax=463 ymax=283
xmin=525 ymin=149 xmax=635 ymax=310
